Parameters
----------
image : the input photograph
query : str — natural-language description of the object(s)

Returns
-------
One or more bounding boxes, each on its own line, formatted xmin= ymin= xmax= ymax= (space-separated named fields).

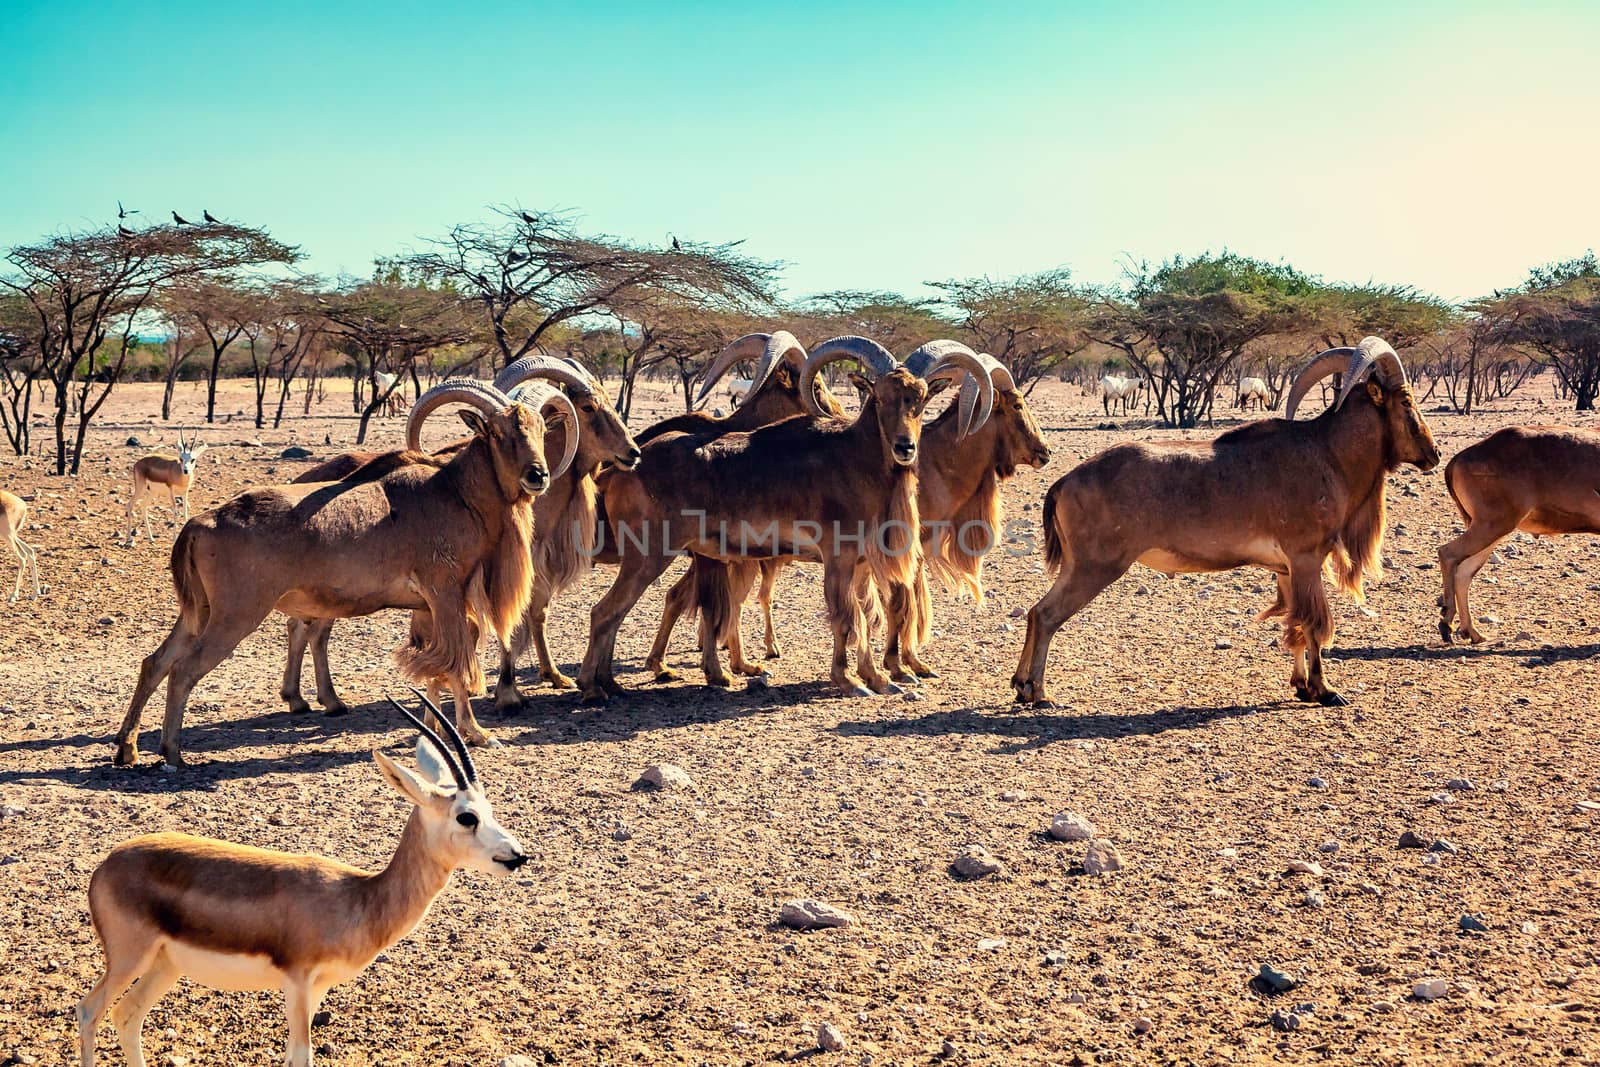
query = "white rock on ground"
xmin=1413 ymin=979 xmax=1448 ymax=1000
xmin=633 ymin=763 xmax=695 ymax=791
xmin=1049 ymin=811 xmax=1096 ymax=842
xmin=1083 ymin=839 xmax=1124 ymax=875
xmin=779 ymin=899 xmax=856 ymax=930
xmin=952 ymin=846 xmax=1005 ymax=879
xmin=817 ymin=1022 xmax=845 ymax=1051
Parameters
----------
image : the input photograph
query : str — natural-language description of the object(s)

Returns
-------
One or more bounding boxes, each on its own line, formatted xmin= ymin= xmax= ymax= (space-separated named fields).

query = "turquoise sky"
xmin=4 ymin=1 xmax=1597 ymax=303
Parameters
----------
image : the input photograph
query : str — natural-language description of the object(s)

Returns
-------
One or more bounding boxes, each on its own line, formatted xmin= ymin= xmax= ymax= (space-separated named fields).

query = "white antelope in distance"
xmin=374 ymin=370 xmax=408 ymax=416
xmin=126 ymin=432 xmax=207 ymax=543
xmin=2 ymin=489 xmax=41 ymax=603
xmin=1100 ymin=374 xmax=1144 ymax=416
xmin=1237 ymin=376 xmax=1271 ymax=410
xmin=80 ymin=692 xmax=526 ymax=1067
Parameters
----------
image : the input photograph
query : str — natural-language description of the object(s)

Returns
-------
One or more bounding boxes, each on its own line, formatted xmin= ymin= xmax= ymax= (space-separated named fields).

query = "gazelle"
xmin=79 ymin=691 xmax=527 ymax=1067
xmin=2 ymin=489 xmax=41 ymax=603
xmin=126 ymin=431 xmax=208 ymax=543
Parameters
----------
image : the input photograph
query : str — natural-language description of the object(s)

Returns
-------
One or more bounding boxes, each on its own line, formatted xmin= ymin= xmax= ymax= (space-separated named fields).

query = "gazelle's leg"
xmin=111 ymin=949 xmax=179 ymax=1067
xmin=78 ymin=936 xmax=161 ymax=1067
xmin=284 ymin=976 xmax=314 ymax=1067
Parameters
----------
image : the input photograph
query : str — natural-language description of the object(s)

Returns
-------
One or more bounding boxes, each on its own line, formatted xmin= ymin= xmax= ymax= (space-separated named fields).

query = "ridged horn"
xmin=954 ymin=353 xmax=1017 ymax=437
xmin=407 ymin=379 xmax=512 ymax=450
xmin=1333 ymin=336 xmax=1407 ymax=410
xmin=798 ymin=336 xmax=899 ymax=418
xmin=912 ymin=340 xmax=995 ymax=437
xmin=508 ymin=381 xmax=580 ymax=479
xmin=560 ymin=356 xmax=601 ymax=390
xmin=695 ymin=330 xmax=807 ymax=409
xmin=494 ymin=355 xmax=592 ymax=397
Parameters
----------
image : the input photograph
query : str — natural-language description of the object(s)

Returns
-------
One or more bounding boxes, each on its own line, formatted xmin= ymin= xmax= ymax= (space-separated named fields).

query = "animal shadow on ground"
xmin=833 ymin=700 xmax=1286 ymax=754
xmin=1333 ymin=640 xmax=1600 ymax=666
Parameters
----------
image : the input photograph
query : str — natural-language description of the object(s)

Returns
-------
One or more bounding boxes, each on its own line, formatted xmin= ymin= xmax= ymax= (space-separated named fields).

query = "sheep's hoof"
xmin=158 ymin=749 xmax=191 ymax=768
xmin=544 ymin=671 xmax=576 ymax=690
xmin=705 ymin=673 xmax=733 ymax=689
xmin=113 ymin=742 xmax=139 ymax=767
xmin=493 ymin=691 xmax=525 ymax=713
xmin=653 ymin=668 xmax=681 ymax=684
xmin=1461 ymin=628 xmax=1486 ymax=644
xmin=1438 ymin=621 xmax=1454 ymax=644
xmin=579 ymin=690 xmax=611 ymax=707
xmin=1318 ymin=691 xmax=1349 ymax=707
xmin=764 ymin=649 xmax=782 ymax=660
xmin=914 ymin=666 xmax=938 ymax=680
xmin=1293 ymin=685 xmax=1314 ymax=703
xmin=284 ymin=697 xmax=312 ymax=715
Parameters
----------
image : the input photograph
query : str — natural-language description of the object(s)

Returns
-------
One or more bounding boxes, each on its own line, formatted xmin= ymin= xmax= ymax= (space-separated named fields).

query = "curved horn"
xmin=385 ymin=693 xmax=469 ymax=791
xmin=695 ymin=330 xmax=806 ymax=409
xmin=511 ymin=381 xmax=581 ymax=479
xmin=915 ymin=340 xmax=995 ymax=437
xmin=1283 ymin=348 xmax=1358 ymax=420
xmin=494 ymin=355 xmax=592 ymax=397
xmin=560 ymin=355 xmax=601 ymax=389
xmin=1333 ymin=335 xmax=1407 ymax=410
xmin=407 ymin=379 xmax=512 ymax=450
xmin=954 ymin=353 xmax=1017 ymax=437
xmin=407 ymin=686 xmax=479 ymax=784
xmin=798 ymin=336 xmax=899 ymax=418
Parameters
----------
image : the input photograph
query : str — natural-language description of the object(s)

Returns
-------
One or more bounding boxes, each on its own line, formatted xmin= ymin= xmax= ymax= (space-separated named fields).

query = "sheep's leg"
xmin=448 ymin=673 xmax=494 ymax=749
xmin=1437 ymin=519 xmax=1511 ymax=643
xmin=526 ymin=581 xmax=574 ymax=689
xmin=823 ymin=555 xmax=872 ymax=697
xmin=116 ymin=623 xmax=192 ymax=766
xmin=308 ymin=620 xmax=348 ymax=714
xmin=493 ymin=636 xmax=524 ymax=709
xmin=646 ymin=564 xmax=697 ymax=683
xmin=697 ymin=605 xmax=733 ymax=688
xmin=158 ymin=606 xmax=271 ymax=765
xmin=1011 ymin=560 xmax=1125 ymax=707
xmin=723 ymin=560 xmax=765 ymax=676
xmin=281 ymin=618 xmax=314 ymax=713
xmin=111 ymin=949 xmax=179 ymax=1067
xmin=758 ymin=559 xmax=784 ymax=659
xmin=882 ymin=580 xmax=919 ymax=683
xmin=1283 ymin=553 xmax=1342 ymax=705
xmin=578 ymin=553 xmax=673 ymax=705
xmin=1452 ymin=544 xmax=1499 ymax=645
xmin=1255 ymin=570 xmax=1290 ymax=621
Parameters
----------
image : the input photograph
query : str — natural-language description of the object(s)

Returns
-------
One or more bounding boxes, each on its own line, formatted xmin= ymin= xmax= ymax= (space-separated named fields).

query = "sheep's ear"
xmin=773 ymin=364 xmax=795 ymax=388
xmin=847 ymin=371 xmax=872 ymax=398
xmin=458 ymin=409 xmax=490 ymax=437
xmin=1365 ymin=381 xmax=1384 ymax=404
xmin=925 ymin=377 xmax=954 ymax=399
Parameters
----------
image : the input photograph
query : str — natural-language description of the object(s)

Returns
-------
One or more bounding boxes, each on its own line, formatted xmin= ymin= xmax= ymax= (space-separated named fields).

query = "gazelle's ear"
xmin=374 ymin=749 xmax=449 ymax=805
xmin=413 ymin=737 xmax=454 ymax=789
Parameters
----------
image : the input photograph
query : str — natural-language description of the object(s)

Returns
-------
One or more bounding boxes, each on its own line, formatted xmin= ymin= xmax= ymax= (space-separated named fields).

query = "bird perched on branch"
xmin=202 ymin=210 xmax=219 ymax=224
xmin=671 ymin=235 xmax=682 ymax=252
xmin=519 ymin=210 xmax=538 ymax=225
xmin=507 ymin=249 xmax=527 ymax=264
xmin=117 ymin=224 xmax=137 ymax=239
xmin=172 ymin=211 xmax=193 ymax=226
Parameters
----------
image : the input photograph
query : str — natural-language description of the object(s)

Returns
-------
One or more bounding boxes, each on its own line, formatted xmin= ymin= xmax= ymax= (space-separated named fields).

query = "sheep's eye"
xmin=456 ymin=812 xmax=479 ymax=829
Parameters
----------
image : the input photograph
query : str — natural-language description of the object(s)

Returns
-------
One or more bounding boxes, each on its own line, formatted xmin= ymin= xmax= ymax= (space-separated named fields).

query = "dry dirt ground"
xmin=1 ymin=377 xmax=1598 ymax=1067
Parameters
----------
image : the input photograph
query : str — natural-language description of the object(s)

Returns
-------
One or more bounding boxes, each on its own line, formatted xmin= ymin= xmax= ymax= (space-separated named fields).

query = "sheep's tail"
xmin=170 ymin=525 xmax=208 ymax=635
xmin=1042 ymin=480 xmax=1068 ymax=575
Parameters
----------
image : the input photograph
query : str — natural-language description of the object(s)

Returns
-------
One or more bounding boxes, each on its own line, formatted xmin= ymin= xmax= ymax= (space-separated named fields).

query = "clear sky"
xmin=4 ymin=0 xmax=1597 ymax=303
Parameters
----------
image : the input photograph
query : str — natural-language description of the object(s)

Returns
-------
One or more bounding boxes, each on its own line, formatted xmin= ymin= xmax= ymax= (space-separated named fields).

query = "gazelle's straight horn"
xmin=385 ymin=694 xmax=468 ymax=790
xmin=409 ymin=686 xmax=478 ymax=784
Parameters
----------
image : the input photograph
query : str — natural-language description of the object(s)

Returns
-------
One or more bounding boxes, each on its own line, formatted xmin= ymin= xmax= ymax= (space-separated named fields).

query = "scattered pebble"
xmin=779 ymin=900 xmax=856 ymax=930
xmin=1286 ymin=859 xmax=1324 ymax=877
xmin=1575 ymin=800 xmax=1600 ymax=814
xmin=1049 ymin=811 xmax=1096 ymax=842
xmin=1428 ymin=791 xmax=1457 ymax=806
xmin=1413 ymin=979 xmax=1448 ymax=1001
xmin=1429 ymin=838 xmax=1459 ymax=854
xmin=1214 ymin=639 xmax=1233 ymax=649
xmin=1308 ymin=777 xmax=1328 ymax=789
xmin=1303 ymin=889 xmax=1327 ymax=908
xmin=499 ymin=1058 xmax=538 ymax=1067
xmin=941 ymin=1039 xmax=959 ymax=1057
xmin=1269 ymin=1009 xmax=1301 ymax=1032
xmin=1082 ymin=839 xmax=1123 ymax=875
xmin=1460 ymin=914 xmax=1490 ymax=933
xmin=1318 ymin=840 xmax=1340 ymax=854
xmin=1446 ymin=778 xmax=1475 ymax=791
xmin=1044 ymin=949 xmax=1069 ymax=967
xmin=1490 ymin=779 xmax=1510 ymax=792
xmin=1257 ymin=964 xmax=1296 ymax=994
xmin=952 ymin=845 xmax=1005 ymax=879
xmin=1000 ymin=790 xmax=1025 ymax=802
xmin=1133 ymin=1016 xmax=1153 ymax=1034
xmin=1521 ymin=921 xmax=1539 ymax=935
xmin=976 ymin=937 xmax=1007 ymax=952
xmin=1370 ymin=1000 xmax=1396 ymax=1013
xmin=1008 ymin=606 xmax=1025 ymax=618
xmin=633 ymin=763 xmax=694 ymax=791
xmin=1397 ymin=829 xmax=1431 ymax=850
xmin=817 ymin=1022 xmax=845 ymax=1052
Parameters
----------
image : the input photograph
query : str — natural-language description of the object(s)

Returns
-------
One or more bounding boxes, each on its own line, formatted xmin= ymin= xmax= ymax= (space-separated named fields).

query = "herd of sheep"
xmin=3 ymin=330 xmax=1596 ymax=1065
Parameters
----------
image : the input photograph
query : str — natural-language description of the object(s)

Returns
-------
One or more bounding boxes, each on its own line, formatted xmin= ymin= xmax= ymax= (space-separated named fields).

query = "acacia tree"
xmin=155 ymin=309 xmax=207 ymax=422
xmin=0 ymin=292 xmax=40 ymax=454
xmin=1487 ymin=252 xmax=1600 ymax=410
xmin=927 ymin=269 xmax=1096 ymax=391
xmin=799 ymin=290 xmax=948 ymax=353
xmin=166 ymin=278 xmax=257 ymax=423
xmin=405 ymin=208 xmax=778 ymax=373
xmin=318 ymin=269 xmax=477 ymax=443
xmin=1096 ymin=254 xmax=1314 ymax=427
xmin=2 ymin=221 xmax=297 ymax=474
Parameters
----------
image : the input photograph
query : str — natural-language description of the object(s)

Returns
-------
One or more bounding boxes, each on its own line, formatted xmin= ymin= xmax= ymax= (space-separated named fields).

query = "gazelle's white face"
xmin=375 ymin=741 xmax=527 ymax=877
xmin=178 ymin=441 xmax=206 ymax=476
